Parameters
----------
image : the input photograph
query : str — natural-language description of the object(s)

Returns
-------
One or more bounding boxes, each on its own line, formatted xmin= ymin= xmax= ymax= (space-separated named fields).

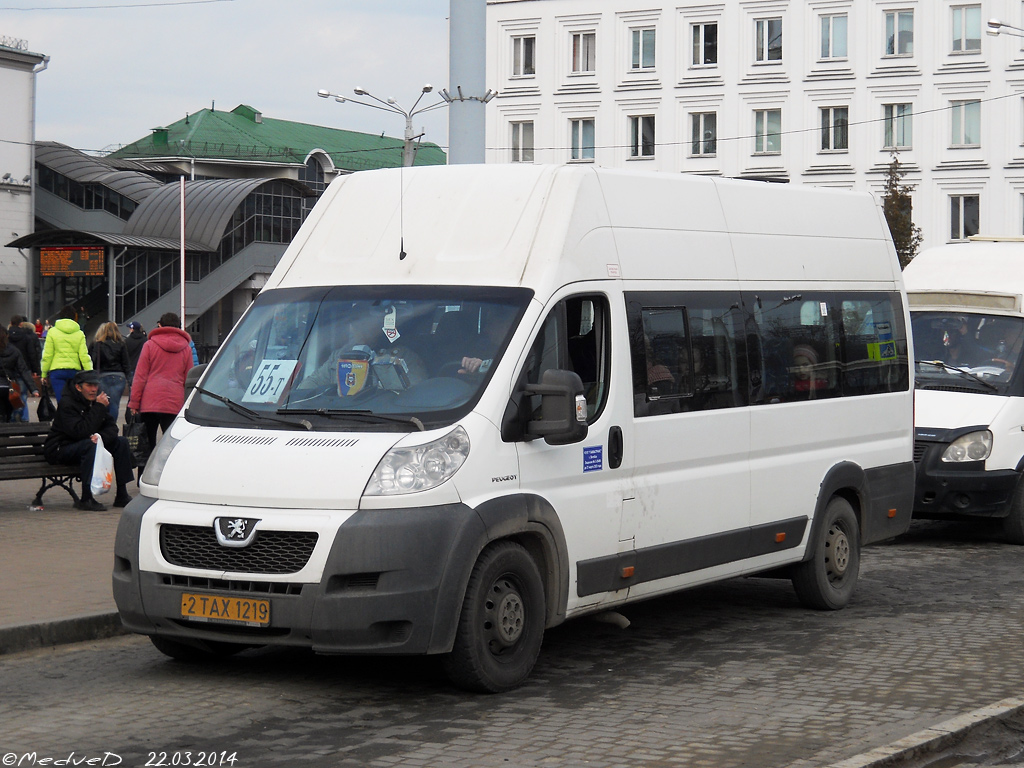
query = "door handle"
xmin=608 ymin=425 xmax=623 ymax=469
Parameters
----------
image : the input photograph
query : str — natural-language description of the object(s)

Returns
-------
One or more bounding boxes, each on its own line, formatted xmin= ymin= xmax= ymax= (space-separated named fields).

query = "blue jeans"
xmin=49 ymin=368 xmax=77 ymax=402
xmin=98 ymin=372 xmax=127 ymax=421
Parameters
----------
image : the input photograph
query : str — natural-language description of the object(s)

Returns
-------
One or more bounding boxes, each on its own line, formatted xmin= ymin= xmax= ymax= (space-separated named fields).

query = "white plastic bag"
xmin=90 ymin=439 xmax=114 ymax=497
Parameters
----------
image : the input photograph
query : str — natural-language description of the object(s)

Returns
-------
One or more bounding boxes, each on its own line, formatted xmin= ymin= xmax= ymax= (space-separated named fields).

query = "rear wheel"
xmin=149 ymin=635 xmax=246 ymax=662
xmin=442 ymin=541 xmax=546 ymax=693
xmin=791 ymin=497 xmax=860 ymax=610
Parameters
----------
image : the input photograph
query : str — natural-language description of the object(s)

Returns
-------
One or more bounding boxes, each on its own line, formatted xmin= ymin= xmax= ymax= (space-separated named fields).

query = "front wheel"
xmin=1002 ymin=477 xmax=1024 ymax=545
xmin=791 ymin=497 xmax=860 ymax=610
xmin=442 ymin=541 xmax=546 ymax=693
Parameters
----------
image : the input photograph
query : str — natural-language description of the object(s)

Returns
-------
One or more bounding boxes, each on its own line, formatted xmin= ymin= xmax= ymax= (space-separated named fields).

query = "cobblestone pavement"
xmin=2 ymin=519 xmax=1024 ymax=768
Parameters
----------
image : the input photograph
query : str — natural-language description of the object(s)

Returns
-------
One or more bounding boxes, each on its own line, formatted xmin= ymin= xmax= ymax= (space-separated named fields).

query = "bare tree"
xmin=882 ymin=152 xmax=923 ymax=270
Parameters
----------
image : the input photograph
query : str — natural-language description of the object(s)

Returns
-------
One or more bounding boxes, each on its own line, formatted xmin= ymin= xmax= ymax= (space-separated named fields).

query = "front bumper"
xmin=113 ymin=496 xmax=486 ymax=655
xmin=913 ymin=441 xmax=1019 ymax=519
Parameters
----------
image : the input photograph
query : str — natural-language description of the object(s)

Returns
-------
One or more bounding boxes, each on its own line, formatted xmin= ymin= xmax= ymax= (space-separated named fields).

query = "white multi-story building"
xmin=485 ymin=0 xmax=1024 ymax=253
xmin=0 ymin=36 xmax=47 ymax=320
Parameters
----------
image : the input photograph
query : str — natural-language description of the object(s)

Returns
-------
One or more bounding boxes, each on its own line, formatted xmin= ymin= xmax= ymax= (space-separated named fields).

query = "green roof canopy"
xmin=109 ymin=104 xmax=446 ymax=172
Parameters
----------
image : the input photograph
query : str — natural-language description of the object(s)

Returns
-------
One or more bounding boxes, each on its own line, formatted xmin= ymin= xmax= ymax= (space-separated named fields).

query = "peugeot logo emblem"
xmin=214 ymin=517 xmax=260 ymax=548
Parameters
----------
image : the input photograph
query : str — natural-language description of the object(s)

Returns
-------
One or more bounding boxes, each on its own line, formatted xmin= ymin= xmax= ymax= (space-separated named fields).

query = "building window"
xmin=884 ymin=104 xmax=913 ymax=149
xmin=951 ymin=195 xmax=980 ymax=240
xmin=885 ymin=11 xmax=914 ymax=56
xmin=513 ymin=36 xmax=536 ymax=77
xmin=821 ymin=14 xmax=848 ymax=59
xmin=755 ymin=18 xmax=783 ymax=62
xmin=571 ymin=119 xmax=595 ymax=161
xmin=511 ymin=121 xmax=535 ymax=163
xmin=632 ymin=28 xmax=656 ymax=69
xmin=692 ymin=22 xmax=718 ymax=66
xmin=820 ymin=107 xmax=849 ymax=151
xmin=951 ymin=100 xmax=981 ymax=147
xmin=952 ymin=5 xmax=982 ymax=52
xmin=630 ymin=115 xmax=656 ymax=157
xmin=754 ymin=109 xmax=782 ymax=154
xmin=572 ymin=32 xmax=596 ymax=73
xmin=691 ymin=112 xmax=717 ymax=156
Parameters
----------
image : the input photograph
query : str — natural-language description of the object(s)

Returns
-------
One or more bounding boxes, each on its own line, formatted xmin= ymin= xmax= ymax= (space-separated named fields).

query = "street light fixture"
xmin=318 ymin=84 xmax=450 ymax=167
xmin=988 ymin=18 xmax=1024 ymax=37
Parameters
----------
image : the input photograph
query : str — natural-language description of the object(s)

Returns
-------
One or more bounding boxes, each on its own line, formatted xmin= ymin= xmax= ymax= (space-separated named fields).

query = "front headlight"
xmin=365 ymin=426 xmax=470 ymax=496
xmin=941 ymin=430 xmax=993 ymax=463
xmin=140 ymin=424 xmax=182 ymax=486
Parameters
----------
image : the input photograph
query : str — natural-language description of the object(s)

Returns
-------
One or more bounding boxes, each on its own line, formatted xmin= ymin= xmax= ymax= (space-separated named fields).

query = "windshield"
xmin=911 ymin=310 xmax=1024 ymax=395
xmin=187 ymin=285 xmax=532 ymax=431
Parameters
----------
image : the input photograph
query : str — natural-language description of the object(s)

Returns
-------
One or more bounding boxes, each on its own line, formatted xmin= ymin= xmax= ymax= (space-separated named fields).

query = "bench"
xmin=0 ymin=422 xmax=81 ymax=508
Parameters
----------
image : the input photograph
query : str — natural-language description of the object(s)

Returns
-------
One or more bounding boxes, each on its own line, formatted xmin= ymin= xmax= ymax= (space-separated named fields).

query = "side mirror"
xmin=184 ymin=363 xmax=207 ymax=401
xmin=525 ymin=369 xmax=589 ymax=446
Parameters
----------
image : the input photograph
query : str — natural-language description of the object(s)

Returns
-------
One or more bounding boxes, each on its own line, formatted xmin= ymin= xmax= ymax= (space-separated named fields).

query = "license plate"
xmin=180 ymin=593 xmax=270 ymax=627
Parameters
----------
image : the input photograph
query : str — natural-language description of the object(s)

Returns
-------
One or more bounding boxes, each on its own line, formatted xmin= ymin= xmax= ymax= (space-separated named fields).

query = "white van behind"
xmin=904 ymin=237 xmax=1024 ymax=542
xmin=113 ymin=165 xmax=914 ymax=692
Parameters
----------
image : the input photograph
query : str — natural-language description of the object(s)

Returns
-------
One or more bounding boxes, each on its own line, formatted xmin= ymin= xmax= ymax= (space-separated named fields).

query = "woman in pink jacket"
xmin=127 ymin=312 xmax=193 ymax=456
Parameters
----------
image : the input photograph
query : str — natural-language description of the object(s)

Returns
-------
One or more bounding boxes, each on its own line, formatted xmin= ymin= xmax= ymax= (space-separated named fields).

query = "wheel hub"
xmin=826 ymin=525 xmax=850 ymax=577
xmin=496 ymin=592 xmax=524 ymax=645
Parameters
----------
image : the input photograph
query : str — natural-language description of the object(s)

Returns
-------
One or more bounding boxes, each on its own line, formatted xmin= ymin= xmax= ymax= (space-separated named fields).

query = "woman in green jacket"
xmin=41 ymin=305 xmax=92 ymax=402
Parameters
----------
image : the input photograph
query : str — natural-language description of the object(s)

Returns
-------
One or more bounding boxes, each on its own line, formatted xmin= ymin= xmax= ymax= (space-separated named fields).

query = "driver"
xmin=943 ymin=318 xmax=981 ymax=368
xmin=299 ymin=308 xmax=428 ymax=392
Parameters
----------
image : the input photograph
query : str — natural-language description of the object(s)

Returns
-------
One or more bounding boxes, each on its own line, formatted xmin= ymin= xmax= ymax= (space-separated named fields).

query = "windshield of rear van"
xmin=186 ymin=285 xmax=533 ymax=431
xmin=912 ymin=311 xmax=1024 ymax=395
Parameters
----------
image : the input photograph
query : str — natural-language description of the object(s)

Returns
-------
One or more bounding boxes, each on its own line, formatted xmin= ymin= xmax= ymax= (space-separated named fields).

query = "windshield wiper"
xmin=193 ymin=386 xmax=312 ymax=430
xmin=281 ymin=408 xmax=425 ymax=431
xmin=915 ymin=360 xmax=998 ymax=392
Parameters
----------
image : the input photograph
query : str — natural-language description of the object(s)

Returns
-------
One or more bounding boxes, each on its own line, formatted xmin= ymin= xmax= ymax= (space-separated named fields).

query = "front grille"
xmin=913 ymin=442 xmax=929 ymax=463
xmin=162 ymin=574 xmax=305 ymax=595
xmin=161 ymin=524 xmax=318 ymax=574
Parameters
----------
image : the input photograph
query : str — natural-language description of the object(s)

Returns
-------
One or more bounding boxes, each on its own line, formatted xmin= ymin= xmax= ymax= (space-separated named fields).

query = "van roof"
xmin=904 ymin=240 xmax=1024 ymax=314
xmin=265 ymin=164 xmax=898 ymax=295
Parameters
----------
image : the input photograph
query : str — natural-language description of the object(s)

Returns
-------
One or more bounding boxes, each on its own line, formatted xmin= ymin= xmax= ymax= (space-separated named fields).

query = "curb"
xmin=0 ymin=613 xmax=129 ymax=656
xmin=822 ymin=695 xmax=1024 ymax=768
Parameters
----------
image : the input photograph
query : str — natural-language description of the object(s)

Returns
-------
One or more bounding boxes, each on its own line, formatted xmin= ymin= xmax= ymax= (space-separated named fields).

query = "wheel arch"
xmin=801 ymin=461 xmax=866 ymax=563
xmin=430 ymin=493 xmax=569 ymax=654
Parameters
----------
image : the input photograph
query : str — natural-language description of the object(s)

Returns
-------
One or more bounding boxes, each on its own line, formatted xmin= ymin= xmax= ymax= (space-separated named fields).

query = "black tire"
xmin=1002 ymin=478 xmax=1024 ymax=545
xmin=149 ymin=635 xmax=245 ymax=662
xmin=791 ymin=497 xmax=860 ymax=610
xmin=442 ymin=541 xmax=546 ymax=693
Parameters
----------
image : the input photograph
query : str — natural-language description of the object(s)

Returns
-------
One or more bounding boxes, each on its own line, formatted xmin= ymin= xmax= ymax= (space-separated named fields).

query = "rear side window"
xmin=752 ymin=294 xmax=840 ymax=402
xmin=748 ymin=290 xmax=909 ymax=403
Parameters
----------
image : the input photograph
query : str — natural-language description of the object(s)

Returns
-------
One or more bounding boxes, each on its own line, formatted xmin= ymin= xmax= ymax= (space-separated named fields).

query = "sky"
xmin=1 ymin=0 xmax=453 ymax=154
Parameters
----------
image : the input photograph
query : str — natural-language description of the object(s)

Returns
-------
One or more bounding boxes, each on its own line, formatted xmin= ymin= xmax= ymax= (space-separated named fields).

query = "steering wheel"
xmin=438 ymin=361 xmax=471 ymax=378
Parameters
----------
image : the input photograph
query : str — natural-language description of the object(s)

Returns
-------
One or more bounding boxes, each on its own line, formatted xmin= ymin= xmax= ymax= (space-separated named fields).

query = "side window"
xmin=524 ymin=294 xmax=610 ymax=423
xmin=627 ymin=291 xmax=745 ymax=417
xmin=840 ymin=294 xmax=910 ymax=395
xmin=753 ymin=293 xmax=840 ymax=402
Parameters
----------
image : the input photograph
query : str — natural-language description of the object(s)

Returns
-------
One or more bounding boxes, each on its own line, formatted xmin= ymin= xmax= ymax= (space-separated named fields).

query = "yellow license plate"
xmin=180 ymin=593 xmax=270 ymax=626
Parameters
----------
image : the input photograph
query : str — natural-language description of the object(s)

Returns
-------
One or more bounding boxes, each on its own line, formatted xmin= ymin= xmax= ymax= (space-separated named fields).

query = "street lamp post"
xmin=317 ymin=85 xmax=449 ymax=167
xmin=987 ymin=18 xmax=1024 ymax=37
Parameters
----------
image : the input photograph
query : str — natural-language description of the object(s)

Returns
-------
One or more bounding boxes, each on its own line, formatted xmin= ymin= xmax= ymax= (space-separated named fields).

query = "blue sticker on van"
xmin=583 ymin=446 xmax=603 ymax=473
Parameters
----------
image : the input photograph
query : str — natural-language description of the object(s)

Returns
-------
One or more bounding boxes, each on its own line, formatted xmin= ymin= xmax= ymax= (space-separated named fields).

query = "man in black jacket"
xmin=8 ymin=315 xmax=40 ymax=376
xmin=124 ymin=321 xmax=147 ymax=384
xmin=44 ymin=369 xmax=133 ymax=511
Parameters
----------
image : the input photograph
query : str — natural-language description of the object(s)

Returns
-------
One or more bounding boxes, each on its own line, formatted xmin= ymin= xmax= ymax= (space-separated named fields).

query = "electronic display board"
xmin=40 ymin=246 xmax=105 ymax=277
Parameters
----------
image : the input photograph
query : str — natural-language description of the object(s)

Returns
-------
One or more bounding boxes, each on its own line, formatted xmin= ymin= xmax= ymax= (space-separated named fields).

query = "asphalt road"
xmin=2 ymin=519 xmax=1024 ymax=768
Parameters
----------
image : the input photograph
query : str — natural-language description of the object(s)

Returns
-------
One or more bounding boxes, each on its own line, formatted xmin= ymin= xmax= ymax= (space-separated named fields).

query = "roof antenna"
xmin=399 ymin=162 xmax=407 ymax=260
xmin=211 ymin=100 xmax=215 ymax=111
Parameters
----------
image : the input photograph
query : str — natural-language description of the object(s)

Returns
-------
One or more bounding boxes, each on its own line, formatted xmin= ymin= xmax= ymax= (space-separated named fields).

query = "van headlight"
xmin=942 ymin=430 xmax=992 ymax=463
xmin=365 ymin=426 xmax=470 ymax=496
xmin=140 ymin=426 xmax=182 ymax=486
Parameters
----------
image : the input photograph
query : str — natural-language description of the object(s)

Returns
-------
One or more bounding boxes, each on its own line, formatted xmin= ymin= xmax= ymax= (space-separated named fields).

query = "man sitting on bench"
xmin=44 ymin=369 xmax=133 ymax=511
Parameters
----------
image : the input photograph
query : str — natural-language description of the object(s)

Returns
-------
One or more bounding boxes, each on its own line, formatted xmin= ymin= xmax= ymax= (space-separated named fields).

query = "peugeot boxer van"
xmin=113 ymin=165 xmax=914 ymax=692
xmin=904 ymin=237 xmax=1024 ymax=542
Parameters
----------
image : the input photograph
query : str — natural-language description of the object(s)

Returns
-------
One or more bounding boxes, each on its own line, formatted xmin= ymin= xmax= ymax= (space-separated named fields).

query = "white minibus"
xmin=904 ymin=237 xmax=1024 ymax=542
xmin=113 ymin=165 xmax=914 ymax=692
